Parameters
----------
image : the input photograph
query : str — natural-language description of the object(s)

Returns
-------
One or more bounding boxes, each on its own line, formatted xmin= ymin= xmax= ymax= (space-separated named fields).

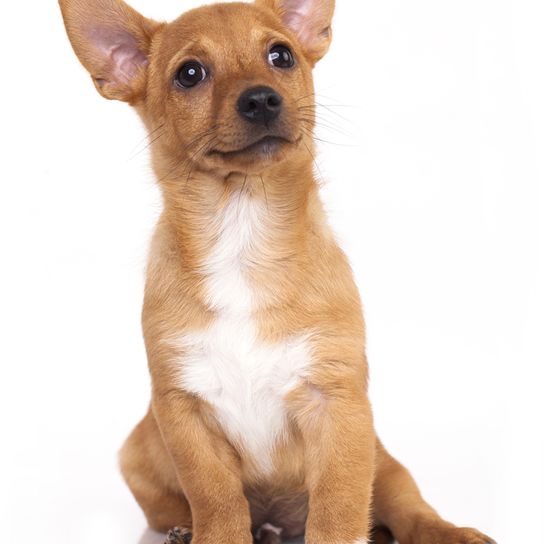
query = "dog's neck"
xmin=157 ymin=154 xmax=321 ymax=270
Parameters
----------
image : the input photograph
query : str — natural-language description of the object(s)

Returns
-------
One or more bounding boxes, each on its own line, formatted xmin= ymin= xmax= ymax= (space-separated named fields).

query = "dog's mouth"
xmin=208 ymin=135 xmax=298 ymax=160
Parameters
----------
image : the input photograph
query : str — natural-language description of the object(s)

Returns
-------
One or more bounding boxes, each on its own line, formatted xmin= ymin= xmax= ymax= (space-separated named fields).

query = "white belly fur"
xmin=174 ymin=189 xmax=312 ymax=474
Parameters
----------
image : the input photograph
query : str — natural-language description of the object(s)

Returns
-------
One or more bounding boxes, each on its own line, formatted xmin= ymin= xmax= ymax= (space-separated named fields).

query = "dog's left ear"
xmin=256 ymin=0 xmax=335 ymax=64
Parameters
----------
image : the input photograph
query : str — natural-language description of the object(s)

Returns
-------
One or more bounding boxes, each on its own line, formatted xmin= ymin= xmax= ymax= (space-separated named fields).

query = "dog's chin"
xmin=206 ymin=135 xmax=300 ymax=170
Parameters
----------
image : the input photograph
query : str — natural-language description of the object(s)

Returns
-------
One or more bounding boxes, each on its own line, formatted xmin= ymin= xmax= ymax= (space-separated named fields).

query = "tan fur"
xmin=59 ymin=1 xmax=495 ymax=543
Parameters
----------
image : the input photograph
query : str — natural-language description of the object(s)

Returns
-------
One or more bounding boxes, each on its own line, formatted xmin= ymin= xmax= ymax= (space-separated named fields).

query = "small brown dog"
xmin=59 ymin=1 xmax=495 ymax=543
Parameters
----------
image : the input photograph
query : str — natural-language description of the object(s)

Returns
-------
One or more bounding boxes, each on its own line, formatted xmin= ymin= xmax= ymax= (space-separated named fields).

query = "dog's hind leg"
xmin=120 ymin=410 xmax=192 ymax=535
xmin=373 ymin=439 xmax=495 ymax=544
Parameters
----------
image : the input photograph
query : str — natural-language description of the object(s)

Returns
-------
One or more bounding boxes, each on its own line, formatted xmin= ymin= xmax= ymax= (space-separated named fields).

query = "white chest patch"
xmin=173 ymin=190 xmax=312 ymax=474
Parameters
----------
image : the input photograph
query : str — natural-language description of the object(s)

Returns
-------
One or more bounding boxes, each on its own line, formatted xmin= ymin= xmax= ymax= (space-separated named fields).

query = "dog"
xmin=59 ymin=1 xmax=495 ymax=543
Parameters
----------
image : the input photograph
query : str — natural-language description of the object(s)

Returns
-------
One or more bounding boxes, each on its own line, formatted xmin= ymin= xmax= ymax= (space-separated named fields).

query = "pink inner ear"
xmin=283 ymin=0 xmax=314 ymax=15
xmin=281 ymin=0 xmax=326 ymax=47
xmin=282 ymin=0 xmax=314 ymax=30
xmin=89 ymin=27 xmax=147 ymax=85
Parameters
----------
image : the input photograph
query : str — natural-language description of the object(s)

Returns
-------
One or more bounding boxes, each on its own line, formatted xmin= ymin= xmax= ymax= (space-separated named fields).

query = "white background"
xmin=1 ymin=1 xmax=542 ymax=543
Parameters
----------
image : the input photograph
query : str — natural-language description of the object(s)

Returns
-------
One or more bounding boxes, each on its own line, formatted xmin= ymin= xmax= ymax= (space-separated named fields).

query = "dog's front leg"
xmin=293 ymin=386 xmax=376 ymax=544
xmin=152 ymin=392 xmax=253 ymax=544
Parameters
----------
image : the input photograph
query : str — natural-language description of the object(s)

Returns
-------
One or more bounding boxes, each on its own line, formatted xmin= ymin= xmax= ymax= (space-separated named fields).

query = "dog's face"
xmin=59 ymin=0 xmax=335 ymax=176
xmin=151 ymin=4 xmax=316 ymax=174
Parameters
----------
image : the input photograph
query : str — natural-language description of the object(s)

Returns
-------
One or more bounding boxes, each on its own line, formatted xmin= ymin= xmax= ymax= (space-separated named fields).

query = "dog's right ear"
xmin=59 ymin=0 xmax=161 ymax=102
xmin=256 ymin=0 xmax=336 ymax=65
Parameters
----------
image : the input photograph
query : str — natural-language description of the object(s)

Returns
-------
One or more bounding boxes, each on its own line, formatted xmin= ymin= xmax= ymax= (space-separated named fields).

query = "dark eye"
xmin=175 ymin=61 xmax=207 ymax=88
xmin=268 ymin=44 xmax=295 ymax=69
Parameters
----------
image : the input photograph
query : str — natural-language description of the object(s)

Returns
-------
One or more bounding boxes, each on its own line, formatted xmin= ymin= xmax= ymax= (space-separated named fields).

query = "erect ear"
xmin=256 ymin=0 xmax=336 ymax=64
xmin=59 ymin=0 xmax=160 ymax=102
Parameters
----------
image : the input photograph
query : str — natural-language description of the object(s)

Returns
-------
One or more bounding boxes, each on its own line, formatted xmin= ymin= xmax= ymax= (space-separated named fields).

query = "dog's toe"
xmin=254 ymin=523 xmax=283 ymax=544
xmin=165 ymin=527 xmax=192 ymax=544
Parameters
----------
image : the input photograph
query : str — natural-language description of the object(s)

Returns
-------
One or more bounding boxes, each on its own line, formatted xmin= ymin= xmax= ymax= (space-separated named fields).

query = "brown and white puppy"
xmin=58 ymin=1 xmax=495 ymax=543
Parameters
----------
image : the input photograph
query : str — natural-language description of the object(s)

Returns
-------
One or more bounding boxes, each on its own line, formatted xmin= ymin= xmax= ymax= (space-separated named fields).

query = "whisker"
xmin=295 ymin=91 xmax=317 ymax=104
xmin=259 ymin=175 xmax=269 ymax=211
xmin=237 ymin=172 xmax=249 ymax=213
xmin=298 ymin=116 xmax=353 ymax=138
xmin=298 ymin=103 xmax=354 ymax=126
xmin=183 ymin=124 xmax=222 ymax=150
xmin=314 ymin=102 xmax=354 ymax=124
xmin=182 ymin=135 xmax=220 ymax=191
xmin=302 ymin=139 xmax=325 ymax=186
xmin=128 ymin=123 xmax=165 ymax=159
xmin=299 ymin=125 xmax=356 ymax=148
xmin=131 ymin=130 xmax=167 ymax=158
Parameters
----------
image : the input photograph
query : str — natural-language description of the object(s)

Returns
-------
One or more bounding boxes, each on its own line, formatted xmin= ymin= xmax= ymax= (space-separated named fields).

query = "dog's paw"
xmin=165 ymin=527 xmax=192 ymax=544
xmin=254 ymin=523 xmax=283 ymax=544
xmin=447 ymin=527 xmax=495 ymax=544
xmin=412 ymin=524 xmax=496 ymax=544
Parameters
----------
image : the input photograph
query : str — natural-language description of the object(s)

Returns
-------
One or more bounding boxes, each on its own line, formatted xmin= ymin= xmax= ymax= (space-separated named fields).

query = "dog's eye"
xmin=268 ymin=45 xmax=295 ymax=69
xmin=175 ymin=61 xmax=207 ymax=88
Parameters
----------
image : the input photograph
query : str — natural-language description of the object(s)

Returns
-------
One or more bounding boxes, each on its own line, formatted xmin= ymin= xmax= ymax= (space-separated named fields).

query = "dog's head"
xmin=59 ymin=0 xmax=335 ymax=177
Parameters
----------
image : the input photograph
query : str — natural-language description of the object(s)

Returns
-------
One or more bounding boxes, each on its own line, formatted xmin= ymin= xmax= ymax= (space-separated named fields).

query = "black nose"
xmin=237 ymin=86 xmax=283 ymax=126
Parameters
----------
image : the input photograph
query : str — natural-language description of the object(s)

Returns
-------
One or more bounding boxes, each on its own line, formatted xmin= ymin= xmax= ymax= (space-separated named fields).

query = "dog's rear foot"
xmin=409 ymin=520 xmax=496 ymax=544
xmin=165 ymin=527 xmax=192 ymax=544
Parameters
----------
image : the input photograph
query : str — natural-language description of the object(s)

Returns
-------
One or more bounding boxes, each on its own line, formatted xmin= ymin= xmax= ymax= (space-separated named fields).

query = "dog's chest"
xmin=179 ymin=317 xmax=311 ymax=472
xmin=176 ymin=191 xmax=312 ymax=473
